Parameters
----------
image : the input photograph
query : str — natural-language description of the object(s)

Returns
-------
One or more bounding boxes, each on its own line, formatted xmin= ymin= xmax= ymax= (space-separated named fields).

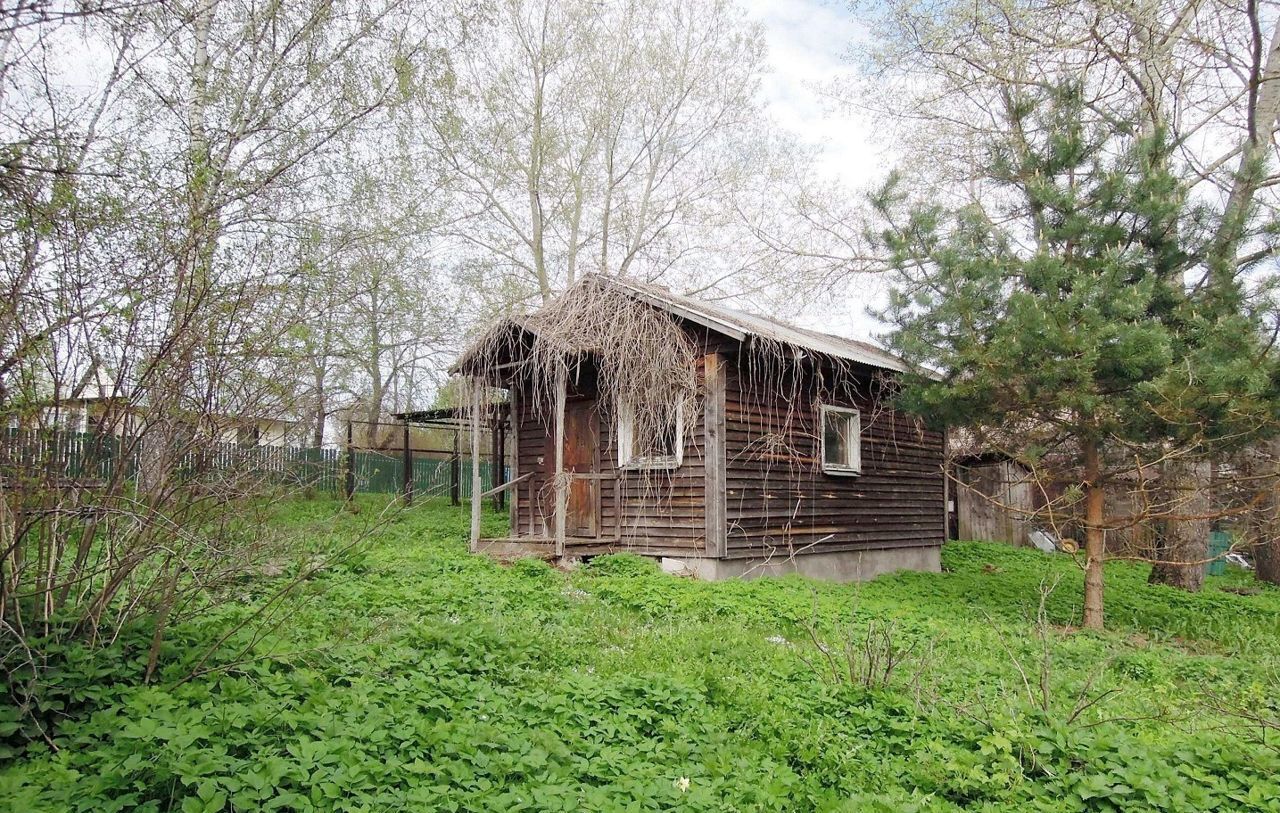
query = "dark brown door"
xmin=562 ymin=399 xmax=599 ymax=537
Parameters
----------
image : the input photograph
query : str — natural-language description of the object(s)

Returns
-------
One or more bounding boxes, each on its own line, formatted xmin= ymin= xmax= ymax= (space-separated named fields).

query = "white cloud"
xmin=742 ymin=0 xmax=894 ymax=343
xmin=743 ymin=0 xmax=885 ymax=189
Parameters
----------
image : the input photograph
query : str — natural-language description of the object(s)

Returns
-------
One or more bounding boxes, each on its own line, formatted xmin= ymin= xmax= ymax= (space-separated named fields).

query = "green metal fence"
xmin=1207 ymin=529 xmax=1233 ymax=576
xmin=347 ymin=449 xmax=498 ymax=498
xmin=0 ymin=429 xmax=499 ymax=499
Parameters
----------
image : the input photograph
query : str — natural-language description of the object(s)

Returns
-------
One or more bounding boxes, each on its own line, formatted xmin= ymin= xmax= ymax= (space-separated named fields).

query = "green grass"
xmin=3 ymin=496 xmax=1279 ymax=812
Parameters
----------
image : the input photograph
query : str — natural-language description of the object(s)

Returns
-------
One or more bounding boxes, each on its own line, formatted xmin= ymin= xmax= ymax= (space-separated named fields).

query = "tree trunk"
xmin=1148 ymin=458 xmax=1210 ymax=591
xmin=1206 ymin=13 xmax=1280 ymax=278
xmin=312 ymin=401 xmax=325 ymax=448
xmin=1256 ymin=526 xmax=1280 ymax=585
xmin=1082 ymin=439 xmax=1106 ymax=630
xmin=311 ymin=365 xmax=326 ymax=447
xmin=142 ymin=0 xmax=218 ymax=501
xmin=527 ymin=56 xmax=549 ymax=301
xmin=1247 ymin=441 xmax=1280 ymax=585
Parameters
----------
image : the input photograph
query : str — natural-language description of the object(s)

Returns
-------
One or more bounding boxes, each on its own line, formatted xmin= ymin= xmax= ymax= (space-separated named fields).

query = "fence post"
xmin=344 ymin=420 xmax=355 ymax=501
xmin=450 ymin=428 xmax=460 ymax=506
xmin=402 ymin=417 xmax=413 ymax=506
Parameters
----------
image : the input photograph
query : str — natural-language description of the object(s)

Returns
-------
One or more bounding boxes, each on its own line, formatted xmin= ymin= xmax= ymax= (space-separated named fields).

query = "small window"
xmin=820 ymin=405 xmax=861 ymax=475
xmin=617 ymin=402 xmax=683 ymax=469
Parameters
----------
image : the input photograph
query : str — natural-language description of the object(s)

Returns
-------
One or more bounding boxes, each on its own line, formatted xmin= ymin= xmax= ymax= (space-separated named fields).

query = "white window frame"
xmin=617 ymin=401 xmax=684 ymax=470
xmin=819 ymin=404 xmax=862 ymax=476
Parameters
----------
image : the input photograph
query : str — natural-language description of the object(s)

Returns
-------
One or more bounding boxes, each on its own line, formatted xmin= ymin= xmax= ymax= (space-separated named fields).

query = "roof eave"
xmin=605 ymin=278 xmax=748 ymax=342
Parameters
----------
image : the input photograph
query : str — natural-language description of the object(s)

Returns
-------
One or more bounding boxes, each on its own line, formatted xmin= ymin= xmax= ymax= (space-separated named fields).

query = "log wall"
xmin=504 ymin=338 xmax=946 ymax=561
xmin=508 ymin=357 xmax=709 ymax=558
xmin=721 ymin=353 xmax=946 ymax=559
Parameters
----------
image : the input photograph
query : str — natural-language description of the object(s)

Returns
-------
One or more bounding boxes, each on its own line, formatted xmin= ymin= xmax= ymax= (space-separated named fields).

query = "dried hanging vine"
xmin=458 ymin=277 xmax=700 ymax=458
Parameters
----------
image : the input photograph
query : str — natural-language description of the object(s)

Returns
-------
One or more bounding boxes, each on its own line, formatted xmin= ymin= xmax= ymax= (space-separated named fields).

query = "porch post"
xmin=491 ymin=407 xmax=506 ymax=511
xmin=703 ymin=352 xmax=727 ymax=558
xmin=469 ymin=389 xmax=483 ymax=552
xmin=553 ymin=362 xmax=567 ymax=558
xmin=508 ymin=388 xmax=520 ymax=535
xmin=343 ymin=420 xmax=354 ymax=501
xmin=450 ymin=429 xmax=460 ymax=506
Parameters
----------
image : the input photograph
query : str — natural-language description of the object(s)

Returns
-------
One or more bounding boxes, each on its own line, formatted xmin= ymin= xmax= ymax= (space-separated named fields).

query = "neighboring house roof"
xmin=47 ymin=397 xmax=296 ymax=425
xmin=457 ymin=274 xmax=911 ymax=374
xmin=393 ymin=404 xmax=507 ymax=427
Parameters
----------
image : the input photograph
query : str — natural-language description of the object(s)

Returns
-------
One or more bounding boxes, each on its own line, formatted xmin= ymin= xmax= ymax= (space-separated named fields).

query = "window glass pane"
xmin=628 ymin=404 xmax=679 ymax=461
xmin=654 ymin=412 xmax=677 ymax=457
xmin=824 ymin=411 xmax=849 ymax=466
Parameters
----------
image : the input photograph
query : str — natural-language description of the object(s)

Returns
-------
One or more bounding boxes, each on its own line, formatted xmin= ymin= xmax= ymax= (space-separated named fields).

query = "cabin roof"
xmin=603 ymin=277 xmax=908 ymax=372
xmin=457 ymin=275 xmax=910 ymax=374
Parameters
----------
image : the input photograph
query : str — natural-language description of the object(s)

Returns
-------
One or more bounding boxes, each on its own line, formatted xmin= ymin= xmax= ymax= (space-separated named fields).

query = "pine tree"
xmin=877 ymin=83 xmax=1279 ymax=629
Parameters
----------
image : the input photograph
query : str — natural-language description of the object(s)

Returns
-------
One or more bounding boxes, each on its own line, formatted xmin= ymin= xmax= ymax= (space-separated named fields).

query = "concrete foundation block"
xmin=661 ymin=546 xmax=941 ymax=583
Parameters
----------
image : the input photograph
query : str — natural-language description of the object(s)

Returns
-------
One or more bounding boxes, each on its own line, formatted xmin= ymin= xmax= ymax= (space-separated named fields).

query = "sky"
xmin=54 ymin=0 xmax=897 ymax=342
xmin=740 ymin=0 xmax=896 ymax=341
xmin=742 ymin=0 xmax=877 ymax=188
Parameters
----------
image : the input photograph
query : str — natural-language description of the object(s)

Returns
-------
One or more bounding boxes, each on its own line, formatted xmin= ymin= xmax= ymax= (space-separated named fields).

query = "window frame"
xmin=617 ymin=401 xmax=684 ymax=470
xmin=819 ymin=404 xmax=862 ymax=476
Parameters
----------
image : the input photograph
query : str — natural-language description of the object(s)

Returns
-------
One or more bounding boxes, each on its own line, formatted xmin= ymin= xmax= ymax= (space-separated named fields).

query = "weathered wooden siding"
xmin=507 ymin=357 xmax=709 ymax=558
xmin=721 ymin=355 xmax=945 ymax=559
xmin=955 ymin=459 xmax=1037 ymax=546
xmin=504 ymin=335 xmax=945 ymax=561
xmin=597 ymin=353 xmax=707 ymax=555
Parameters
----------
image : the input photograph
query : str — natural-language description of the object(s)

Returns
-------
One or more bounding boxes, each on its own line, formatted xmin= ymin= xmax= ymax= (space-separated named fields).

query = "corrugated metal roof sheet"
xmin=601 ymin=276 xmax=908 ymax=373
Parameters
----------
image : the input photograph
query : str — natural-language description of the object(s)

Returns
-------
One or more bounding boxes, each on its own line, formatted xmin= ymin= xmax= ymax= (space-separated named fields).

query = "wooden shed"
xmin=455 ymin=276 xmax=945 ymax=581
xmin=952 ymin=452 xmax=1040 ymax=547
xmin=948 ymin=446 xmax=1159 ymax=555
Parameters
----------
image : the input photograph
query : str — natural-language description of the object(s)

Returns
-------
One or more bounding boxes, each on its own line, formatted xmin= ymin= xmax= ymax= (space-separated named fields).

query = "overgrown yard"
xmin=4 ymin=497 xmax=1280 ymax=812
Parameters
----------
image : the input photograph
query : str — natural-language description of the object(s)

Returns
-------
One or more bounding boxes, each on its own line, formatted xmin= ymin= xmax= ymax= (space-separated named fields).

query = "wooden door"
xmin=561 ymin=399 xmax=599 ymax=537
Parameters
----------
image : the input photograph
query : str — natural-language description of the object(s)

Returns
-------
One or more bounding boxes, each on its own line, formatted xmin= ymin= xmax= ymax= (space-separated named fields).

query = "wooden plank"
xmin=402 ymin=418 xmax=413 ymax=505
xmin=344 ymin=421 xmax=354 ymax=500
xmin=479 ymin=471 xmax=532 ymax=499
xmin=492 ymin=407 xmax=505 ymax=510
xmin=469 ymin=392 xmax=483 ymax=551
xmin=450 ymin=429 xmax=460 ymax=506
xmin=553 ymin=364 xmax=567 ymax=558
xmin=704 ymin=353 xmax=727 ymax=553
xmin=509 ymin=387 xmax=520 ymax=534
xmin=942 ymin=426 xmax=950 ymax=541
xmin=721 ymin=540 xmax=940 ymax=559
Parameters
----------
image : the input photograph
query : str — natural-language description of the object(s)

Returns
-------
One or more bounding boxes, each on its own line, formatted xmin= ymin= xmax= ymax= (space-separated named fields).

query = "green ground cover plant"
xmin=2 ymin=497 xmax=1278 ymax=812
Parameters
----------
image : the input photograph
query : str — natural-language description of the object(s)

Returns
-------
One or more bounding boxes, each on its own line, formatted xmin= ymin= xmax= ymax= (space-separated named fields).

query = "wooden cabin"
xmin=457 ymin=276 xmax=945 ymax=581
